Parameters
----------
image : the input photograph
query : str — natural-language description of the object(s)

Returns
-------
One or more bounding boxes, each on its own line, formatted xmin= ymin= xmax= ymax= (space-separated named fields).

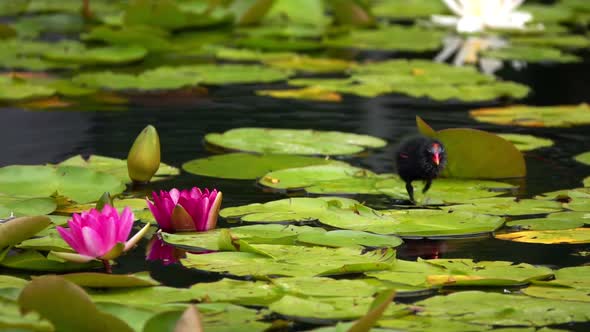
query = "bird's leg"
xmin=422 ymin=179 xmax=433 ymax=194
xmin=405 ymin=181 xmax=415 ymax=203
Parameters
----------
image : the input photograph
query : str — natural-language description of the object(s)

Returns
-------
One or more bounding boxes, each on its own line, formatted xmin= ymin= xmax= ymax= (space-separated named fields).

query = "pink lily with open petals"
xmin=55 ymin=205 xmax=150 ymax=264
xmin=147 ymin=187 xmax=222 ymax=232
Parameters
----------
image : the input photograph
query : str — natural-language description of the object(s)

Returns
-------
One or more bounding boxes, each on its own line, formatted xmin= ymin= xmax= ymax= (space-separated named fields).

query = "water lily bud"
xmin=96 ymin=192 xmax=113 ymax=211
xmin=127 ymin=125 xmax=161 ymax=183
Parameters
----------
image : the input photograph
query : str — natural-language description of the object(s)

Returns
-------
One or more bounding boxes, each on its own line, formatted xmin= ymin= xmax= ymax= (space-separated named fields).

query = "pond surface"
xmin=1 ymin=50 xmax=590 ymax=331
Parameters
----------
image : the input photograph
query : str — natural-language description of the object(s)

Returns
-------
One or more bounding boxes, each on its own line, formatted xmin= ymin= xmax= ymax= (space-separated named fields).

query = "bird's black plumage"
xmin=395 ymin=136 xmax=447 ymax=203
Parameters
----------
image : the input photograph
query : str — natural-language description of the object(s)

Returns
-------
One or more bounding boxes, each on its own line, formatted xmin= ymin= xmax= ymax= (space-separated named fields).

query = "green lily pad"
xmin=17 ymin=232 xmax=73 ymax=252
xmin=89 ymin=286 xmax=196 ymax=306
xmin=296 ymin=230 xmax=403 ymax=248
xmin=61 ymin=272 xmax=159 ymax=288
xmin=73 ymin=64 xmax=292 ymax=91
xmin=268 ymin=294 xmax=408 ymax=321
xmin=0 ymin=275 xmax=28 ymax=289
xmin=507 ymin=211 xmax=590 ymax=230
xmin=182 ymin=245 xmax=396 ymax=278
xmin=263 ymin=55 xmax=356 ymax=73
xmin=521 ymin=4 xmax=574 ymax=23
xmin=43 ymin=44 xmax=147 ymax=65
xmin=574 ymin=151 xmax=590 ymax=166
xmin=143 ymin=303 xmax=270 ymax=332
xmin=584 ymin=176 xmax=590 ymax=187
xmin=373 ymin=0 xmax=448 ymax=19
xmin=0 ymin=40 xmax=80 ymax=71
xmin=367 ymin=258 xmax=552 ymax=288
xmin=0 ymin=250 xmax=101 ymax=272
xmin=221 ymin=197 xmax=505 ymax=237
xmin=258 ymin=164 xmax=514 ymax=202
xmin=443 ymin=197 xmax=564 ymax=216
xmin=205 ymin=128 xmax=386 ymax=155
xmin=182 ymin=153 xmax=344 ymax=180
xmin=0 ymin=165 xmax=126 ymax=203
xmin=535 ymin=187 xmax=590 ymax=212
xmin=18 ymin=275 xmax=134 ymax=332
xmin=0 ymin=77 xmax=55 ymax=101
xmin=0 ymin=296 xmax=54 ymax=332
xmin=496 ymin=134 xmax=554 ymax=151
xmin=416 ymin=290 xmax=590 ymax=326
xmin=0 ymin=196 xmax=57 ymax=217
xmin=59 ymin=154 xmax=179 ymax=183
xmin=189 ymin=278 xmax=282 ymax=306
xmin=470 ymin=104 xmax=590 ymax=127
xmin=378 ymin=315 xmax=492 ymax=332
xmin=324 ymin=25 xmax=444 ymax=52
xmin=274 ymin=277 xmax=380 ymax=297
xmin=289 ymin=59 xmax=529 ymax=102
xmin=523 ymin=285 xmax=590 ymax=302
xmin=511 ymin=35 xmax=590 ymax=49
xmin=483 ymin=45 xmax=580 ymax=63
xmin=418 ymin=117 xmax=526 ymax=179
xmin=82 ymin=25 xmax=173 ymax=52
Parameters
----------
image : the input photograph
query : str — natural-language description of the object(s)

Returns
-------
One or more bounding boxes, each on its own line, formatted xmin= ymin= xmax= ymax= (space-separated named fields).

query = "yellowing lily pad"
xmin=182 ymin=153 xmax=344 ymax=180
xmin=470 ymin=104 xmax=590 ymax=127
xmin=496 ymin=133 xmax=554 ymax=151
xmin=0 ymin=76 xmax=55 ymax=101
xmin=418 ymin=116 xmax=526 ymax=179
xmin=205 ymin=128 xmax=386 ymax=155
xmin=256 ymin=87 xmax=343 ymax=102
xmin=495 ymin=228 xmax=590 ymax=244
xmin=574 ymin=151 xmax=590 ymax=166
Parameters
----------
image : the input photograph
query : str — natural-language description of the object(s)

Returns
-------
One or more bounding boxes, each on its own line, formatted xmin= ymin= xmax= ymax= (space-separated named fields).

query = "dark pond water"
xmin=1 ymin=53 xmax=590 ymax=329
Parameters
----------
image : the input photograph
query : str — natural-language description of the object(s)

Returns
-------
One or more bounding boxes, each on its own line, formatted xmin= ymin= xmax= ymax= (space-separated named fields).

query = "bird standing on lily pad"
xmin=396 ymin=136 xmax=447 ymax=203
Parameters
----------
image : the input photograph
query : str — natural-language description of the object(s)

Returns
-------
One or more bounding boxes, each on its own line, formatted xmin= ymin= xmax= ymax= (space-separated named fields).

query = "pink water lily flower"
xmin=55 ymin=205 xmax=150 ymax=265
xmin=147 ymin=187 xmax=222 ymax=232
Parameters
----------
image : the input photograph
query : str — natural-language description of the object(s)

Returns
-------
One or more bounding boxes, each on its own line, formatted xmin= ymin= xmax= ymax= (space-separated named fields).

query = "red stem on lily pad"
xmin=102 ymin=259 xmax=112 ymax=274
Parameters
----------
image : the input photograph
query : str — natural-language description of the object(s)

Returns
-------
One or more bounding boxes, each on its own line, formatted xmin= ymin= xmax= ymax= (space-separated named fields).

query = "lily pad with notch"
xmin=470 ymin=104 xmax=590 ymax=127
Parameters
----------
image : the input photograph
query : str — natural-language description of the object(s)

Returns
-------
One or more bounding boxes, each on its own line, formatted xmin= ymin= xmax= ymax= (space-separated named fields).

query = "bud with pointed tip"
xmin=95 ymin=192 xmax=113 ymax=211
xmin=127 ymin=125 xmax=161 ymax=183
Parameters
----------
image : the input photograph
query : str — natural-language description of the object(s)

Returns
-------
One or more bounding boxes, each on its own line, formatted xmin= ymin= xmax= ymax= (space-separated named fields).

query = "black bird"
xmin=395 ymin=136 xmax=447 ymax=203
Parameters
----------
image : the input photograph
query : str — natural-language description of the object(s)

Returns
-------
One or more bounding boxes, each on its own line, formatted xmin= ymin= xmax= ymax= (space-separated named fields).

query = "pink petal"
xmin=81 ymin=226 xmax=108 ymax=257
xmin=57 ymin=226 xmax=85 ymax=253
xmin=147 ymin=199 xmax=172 ymax=230
xmin=116 ymin=207 xmax=134 ymax=243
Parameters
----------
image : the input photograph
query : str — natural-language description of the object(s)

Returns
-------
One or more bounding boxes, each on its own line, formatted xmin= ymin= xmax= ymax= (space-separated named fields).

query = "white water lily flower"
xmin=432 ymin=0 xmax=534 ymax=33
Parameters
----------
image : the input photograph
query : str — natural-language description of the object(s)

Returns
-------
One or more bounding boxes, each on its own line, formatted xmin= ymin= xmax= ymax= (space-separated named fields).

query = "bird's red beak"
xmin=433 ymin=152 xmax=440 ymax=165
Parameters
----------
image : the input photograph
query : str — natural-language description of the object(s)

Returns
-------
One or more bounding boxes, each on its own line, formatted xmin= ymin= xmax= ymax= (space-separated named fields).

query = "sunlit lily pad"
xmin=59 ymin=154 xmax=179 ymax=183
xmin=263 ymin=55 xmax=356 ymax=73
xmin=507 ymin=211 xmax=590 ymax=230
xmin=268 ymin=294 xmax=408 ymax=321
xmin=296 ymin=230 xmax=403 ymax=248
xmin=367 ymin=258 xmax=552 ymax=288
xmin=535 ymin=187 xmax=590 ymax=212
xmin=0 ymin=196 xmax=56 ymax=217
xmin=43 ymin=44 xmax=147 ymax=65
xmin=324 ymin=25 xmax=444 ymax=51
xmin=258 ymin=164 xmax=514 ymax=202
xmin=0 ymin=165 xmax=126 ymax=203
xmin=189 ymin=278 xmax=282 ymax=306
xmin=416 ymin=290 xmax=590 ymax=326
xmin=373 ymin=0 xmax=448 ymax=19
xmin=443 ymin=197 xmax=564 ymax=216
xmin=0 ymin=250 xmax=100 ymax=272
xmin=182 ymin=153 xmax=343 ymax=180
xmin=143 ymin=303 xmax=270 ymax=332
xmin=470 ymin=104 xmax=590 ymax=127
xmin=482 ymin=45 xmax=580 ymax=63
xmin=496 ymin=134 xmax=554 ymax=151
xmin=574 ymin=151 xmax=590 ymax=166
xmin=0 ymin=76 xmax=55 ymax=101
xmin=221 ymin=197 xmax=505 ymax=237
xmin=205 ymin=128 xmax=386 ymax=155
xmin=511 ymin=35 xmax=590 ymax=49
xmin=60 ymin=272 xmax=159 ymax=288
xmin=495 ymin=228 xmax=590 ymax=244
xmin=377 ymin=316 xmax=494 ymax=332
xmin=289 ymin=59 xmax=529 ymax=102
xmin=0 ymin=40 xmax=80 ymax=71
xmin=182 ymin=244 xmax=396 ymax=278
xmin=523 ymin=285 xmax=590 ymax=303
xmin=82 ymin=25 xmax=173 ymax=52
xmin=418 ymin=117 xmax=526 ymax=179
